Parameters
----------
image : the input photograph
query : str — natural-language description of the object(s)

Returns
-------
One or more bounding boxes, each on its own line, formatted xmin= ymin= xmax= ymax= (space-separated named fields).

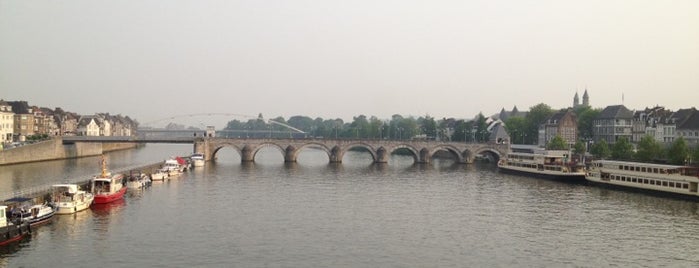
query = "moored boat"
xmin=0 ymin=205 xmax=31 ymax=247
xmin=586 ymin=160 xmax=699 ymax=199
xmin=162 ymin=157 xmax=188 ymax=177
xmin=497 ymin=150 xmax=585 ymax=182
xmin=150 ymin=169 xmax=169 ymax=181
xmin=91 ymin=157 xmax=126 ymax=204
xmin=191 ymin=153 xmax=205 ymax=167
xmin=4 ymin=197 xmax=55 ymax=227
xmin=126 ymin=172 xmax=152 ymax=189
xmin=51 ymin=184 xmax=94 ymax=214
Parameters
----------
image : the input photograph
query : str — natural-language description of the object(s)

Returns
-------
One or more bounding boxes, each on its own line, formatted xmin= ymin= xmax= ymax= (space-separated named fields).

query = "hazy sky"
xmin=1 ymin=0 xmax=697 ymax=127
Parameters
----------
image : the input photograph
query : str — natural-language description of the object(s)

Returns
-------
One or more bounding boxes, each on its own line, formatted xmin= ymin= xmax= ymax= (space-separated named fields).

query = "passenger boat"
xmin=91 ymin=157 xmax=126 ymax=204
xmin=4 ymin=197 xmax=56 ymax=227
xmin=497 ymin=150 xmax=586 ymax=182
xmin=191 ymin=153 xmax=205 ymax=167
xmin=51 ymin=184 xmax=94 ymax=214
xmin=126 ymin=171 xmax=152 ymax=189
xmin=586 ymin=160 xmax=699 ymax=199
xmin=0 ymin=205 xmax=31 ymax=246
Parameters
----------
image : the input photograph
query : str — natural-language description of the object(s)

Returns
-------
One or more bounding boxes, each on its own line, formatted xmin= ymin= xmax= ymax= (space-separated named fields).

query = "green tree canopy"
xmin=667 ymin=137 xmax=690 ymax=165
xmin=525 ymin=103 xmax=554 ymax=144
xmin=611 ymin=137 xmax=634 ymax=160
xmin=692 ymin=145 xmax=699 ymax=166
xmin=504 ymin=116 xmax=527 ymax=144
xmin=590 ymin=140 xmax=611 ymax=159
xmin=546 ymin=135 xmax=568 ymax=150
xmin=575 ymin=107 xmax=601 ymax=140
xmin=635 ymin=135 xmax=662 ymax=162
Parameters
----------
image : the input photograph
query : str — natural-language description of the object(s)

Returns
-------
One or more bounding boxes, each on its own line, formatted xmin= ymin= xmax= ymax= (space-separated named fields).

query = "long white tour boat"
xmin=586 ymin=160 xmax=699 ymax=199
xmin=51 ymin=184 xmax=94 ymax=214
xmin=497 ymin=150 xmax=586 ymax=182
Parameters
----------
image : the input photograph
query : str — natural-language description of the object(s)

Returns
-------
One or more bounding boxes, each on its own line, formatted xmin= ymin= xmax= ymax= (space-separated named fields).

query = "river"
xmin=2 ymin=144 xmax=699 ymax=267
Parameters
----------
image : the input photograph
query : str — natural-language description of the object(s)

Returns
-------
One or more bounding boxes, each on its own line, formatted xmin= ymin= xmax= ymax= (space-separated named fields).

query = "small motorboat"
xmin=126 ymin=171 xmax=152 ymax=189
xmin=91 ymin=156 xmax=126 ymax=204
xmin=51 ymin=184 xmax=94 ymax=214
xmin=5 ymin=197 xmax=56 ymax=227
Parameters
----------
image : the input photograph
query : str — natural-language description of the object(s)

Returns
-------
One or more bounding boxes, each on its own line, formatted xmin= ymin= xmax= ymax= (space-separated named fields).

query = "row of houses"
xmin=0 ymin=99 xmax=138 ymax=144
xmin=494 ymin=91 xmax=699 ymax=148
xmin=527 ymin=105 xmax=698 ymax=148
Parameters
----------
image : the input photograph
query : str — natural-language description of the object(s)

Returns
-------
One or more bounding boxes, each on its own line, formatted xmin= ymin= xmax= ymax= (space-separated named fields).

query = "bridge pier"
xmin=241 ymin=145 xmax=255 ymax=162
xmin=329 ymin=146 xmax=342 ymax=163
xmin=284 ymin=146 xmax=297 ymax=163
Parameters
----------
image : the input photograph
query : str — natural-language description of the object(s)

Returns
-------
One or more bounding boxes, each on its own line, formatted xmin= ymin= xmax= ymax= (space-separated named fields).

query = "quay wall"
xmin=0 ymin=138 xmax=138 ymax=166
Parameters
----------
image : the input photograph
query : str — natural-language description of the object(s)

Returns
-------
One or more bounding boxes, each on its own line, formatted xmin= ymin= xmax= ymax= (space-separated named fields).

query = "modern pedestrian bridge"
xmin=62 ymin=136 xmax=509 ymax=164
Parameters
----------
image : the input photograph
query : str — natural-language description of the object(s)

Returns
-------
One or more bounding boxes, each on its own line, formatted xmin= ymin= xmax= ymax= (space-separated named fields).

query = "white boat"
xmin=162 ymin=157 xmax=188 ymax=176
xmin=150 ymin=169 xmax=169 ymax=181
xmin=126 ymin=172 xmax=152 ymax=189
xmin=191 ymin=153 xmax=205 ymax=167
xmin=5 ymin=197 xmax=56 ymax=227
xmin=586 ymin=160 xmax=699 ymax=199
xmin=497 ymin=150 xmax=586 ymax=182
xmin=51 ymin=184 xmax=94 ymax=214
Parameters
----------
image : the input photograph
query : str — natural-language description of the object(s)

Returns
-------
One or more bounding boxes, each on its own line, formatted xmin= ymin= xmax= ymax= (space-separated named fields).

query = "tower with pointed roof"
xmin=573 ymin=92 xmax=580 ymax=108
xmin=582 ymin=89 xmax=590 ymax=107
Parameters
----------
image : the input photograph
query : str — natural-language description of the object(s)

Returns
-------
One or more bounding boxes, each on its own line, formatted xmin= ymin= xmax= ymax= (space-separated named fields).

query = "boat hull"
xmin=0 ymin=222 xmax=30 ymax=246
xmin=192 ymin=159 xmax=205 ymax=167
xmin=55 ymin=198 xmax=93 ymax=214
xmin=93 ymin=187 xmax=126 ymax=204
xmin=585 ymin=176 xmax=699 ymax=201
xmin=498 ymin=165 xmax=586 ymax=183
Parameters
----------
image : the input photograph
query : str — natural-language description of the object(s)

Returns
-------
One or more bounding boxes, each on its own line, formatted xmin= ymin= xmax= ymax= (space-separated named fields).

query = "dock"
xmin=0 ymin=161 xmax=163 ymax=203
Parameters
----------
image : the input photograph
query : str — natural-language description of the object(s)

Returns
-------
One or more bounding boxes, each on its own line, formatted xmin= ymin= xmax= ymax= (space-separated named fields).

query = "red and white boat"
xmin=91 ymin=156 xmax=126 ymax=204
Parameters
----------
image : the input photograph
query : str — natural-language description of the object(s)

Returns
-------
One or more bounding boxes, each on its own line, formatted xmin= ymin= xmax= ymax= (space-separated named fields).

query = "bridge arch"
xmin=338 ymin=142 xmax=379 ymax=163
xmin=247 ymin=142 xmax=287 ymax=162
xmin=211 ymin=142 xmax=244 ymax=160
xmin=387 ymin=144 xmax=420 ymax=163
xmin=427 ymin=145 xmax=465 ymax=163
xmin=289 ymin=142 xmax=333 ymax=163
xmin=474 ymin=147 xmax=503 ymax=163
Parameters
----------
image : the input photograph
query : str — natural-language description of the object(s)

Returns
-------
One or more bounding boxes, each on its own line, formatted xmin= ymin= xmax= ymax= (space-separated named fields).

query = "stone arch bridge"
xmin=194 ymin=138 xmax=509 ymax=164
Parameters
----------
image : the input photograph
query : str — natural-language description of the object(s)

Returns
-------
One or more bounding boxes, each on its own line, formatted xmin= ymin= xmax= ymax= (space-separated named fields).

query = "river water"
xmin=2 ymin=144 xmax=699 ymax=267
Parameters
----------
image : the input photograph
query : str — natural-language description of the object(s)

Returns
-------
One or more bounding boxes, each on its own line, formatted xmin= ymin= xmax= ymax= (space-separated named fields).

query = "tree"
xmin=546 ymin=135 xmax=568 ymax=150
xmin=611 ymin=137 xmax=634 ymax=160
xmin=667 ymin=137 xmax=690 ymax=165
xmin=576 ymin=107 xmax=601 ymax=140
xmin=475 ymin=113 xmax=489 ymax=142
xmin=524 ymin=103 xmax=554 ymax=144
xmin=692 ymin=145 xmax=699 ymax=166
xmin=590 ymin=140 xmax=611 ymax=159
xmin=504 ymin=117 xmax=526 ymax=144
xmin=635 ymin=135 xmax=662 ymax=162
xmin=573 ymin=140 xmax=586 ymax=162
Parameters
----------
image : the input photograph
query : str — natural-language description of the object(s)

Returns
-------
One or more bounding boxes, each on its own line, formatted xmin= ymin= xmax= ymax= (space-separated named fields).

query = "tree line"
xmin=224 ymin=113 xmax=493 ymax=142
xmin=224 ymin=104 xmax=699 ymax=166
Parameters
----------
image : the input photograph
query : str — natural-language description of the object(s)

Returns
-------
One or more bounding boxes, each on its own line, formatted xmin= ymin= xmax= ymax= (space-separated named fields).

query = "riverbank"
xmin=0 ymin=137 xmax=139 ymax=166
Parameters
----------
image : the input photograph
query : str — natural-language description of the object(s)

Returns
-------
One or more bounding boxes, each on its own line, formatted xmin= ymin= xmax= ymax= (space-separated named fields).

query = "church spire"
xmin=582 ymin=89 xmax=590 ymax=106
xmin=573 ymin=91 xmax=580 ymax=108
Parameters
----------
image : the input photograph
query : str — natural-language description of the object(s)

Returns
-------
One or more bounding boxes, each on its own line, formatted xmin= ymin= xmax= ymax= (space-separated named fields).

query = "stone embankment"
xmin=0 ymin=137 xmax=138 ymax=166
